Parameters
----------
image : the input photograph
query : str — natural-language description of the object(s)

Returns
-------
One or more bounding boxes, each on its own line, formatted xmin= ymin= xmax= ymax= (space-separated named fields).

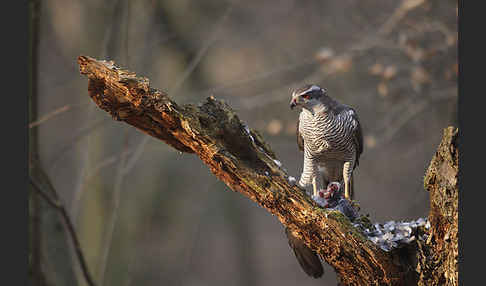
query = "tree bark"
xmin=417 ymin=127 xmax=458 ymax=285
xmin=77 ymin=55 xmax=458 ymax=286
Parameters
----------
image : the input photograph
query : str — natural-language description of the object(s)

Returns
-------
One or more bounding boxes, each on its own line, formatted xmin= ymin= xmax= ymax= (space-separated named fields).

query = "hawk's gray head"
xmin=290 ymin=84 xmax=330 ymax=111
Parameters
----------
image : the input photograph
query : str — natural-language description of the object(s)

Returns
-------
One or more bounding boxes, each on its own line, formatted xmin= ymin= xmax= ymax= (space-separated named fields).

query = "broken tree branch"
xmin=77 ymin=55 xmax=457 ymax=286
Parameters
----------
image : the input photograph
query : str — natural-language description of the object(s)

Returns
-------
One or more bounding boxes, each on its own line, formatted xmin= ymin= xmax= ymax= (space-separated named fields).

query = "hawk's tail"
xmin=284 ymin=227 xmax=324 ymax=278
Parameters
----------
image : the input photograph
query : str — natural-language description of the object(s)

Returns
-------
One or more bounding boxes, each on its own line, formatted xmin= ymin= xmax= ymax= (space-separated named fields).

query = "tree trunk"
xmin=77 ymin=56 xmax=458 ymax=286
xmin=418 ymin=127 xmax=458 ymax=285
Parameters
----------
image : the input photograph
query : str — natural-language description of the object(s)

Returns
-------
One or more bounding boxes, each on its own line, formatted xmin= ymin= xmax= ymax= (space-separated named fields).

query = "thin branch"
xmin=30 ymin=179 xmax=61 ymax=209
xmin=177 ymin=182 xmax=214 ymax=286
xmin=169 ymin=2 xmax=236 ymax=97
xmin=193 ymin=56 xmax=319 ymax=98
xmin=98 ymin=129 xmax=130 ymax=286
xmin=380 ymin=100 xmax=429 ymax=144
xmin=86 ymin=147 xmax=136 ymax=181
xmin=29 ymin=101 xmax=91 ymax=129
xmin=48 ymin=118 xmax=110 ymax=169
xmin=377 ymin=90 xmax=457 ymax=146
xmin=377 ymin=0 xmax=426 ymax=36
xmin=69 ymin=104 xmax=97 ymax=221
xmin=122 ymin=135 xmax=149 ymax=174
xmin=29 ymin=177 xmax=97 ymax=286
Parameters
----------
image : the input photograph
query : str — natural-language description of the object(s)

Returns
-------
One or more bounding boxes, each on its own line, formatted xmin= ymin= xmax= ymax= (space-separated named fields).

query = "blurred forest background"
xmin=29 ymin=0 xmax=457 ymax=285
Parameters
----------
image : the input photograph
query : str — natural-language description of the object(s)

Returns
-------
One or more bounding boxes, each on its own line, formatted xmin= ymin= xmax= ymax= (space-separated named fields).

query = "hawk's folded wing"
xmin=296 ymin=118 xmax=304 ymax=152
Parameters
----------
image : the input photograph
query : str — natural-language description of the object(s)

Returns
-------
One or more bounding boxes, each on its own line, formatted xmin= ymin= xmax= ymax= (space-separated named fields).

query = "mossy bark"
xmin=77 ymin=56 xmax=458 ymax=286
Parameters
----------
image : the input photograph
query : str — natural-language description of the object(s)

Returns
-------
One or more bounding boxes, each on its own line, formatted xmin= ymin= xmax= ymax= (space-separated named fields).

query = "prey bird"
xmin=285 ymin=84 xmax=363 ymax=278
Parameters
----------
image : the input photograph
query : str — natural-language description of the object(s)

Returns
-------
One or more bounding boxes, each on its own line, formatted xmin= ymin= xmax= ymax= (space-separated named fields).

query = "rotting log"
xmin=77 ymin=55 xmax=458 ymax=286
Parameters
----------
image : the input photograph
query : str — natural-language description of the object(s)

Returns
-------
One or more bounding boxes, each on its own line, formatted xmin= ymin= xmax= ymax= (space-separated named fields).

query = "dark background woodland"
xmin=31 ymin=0 xmax=457 ymax=285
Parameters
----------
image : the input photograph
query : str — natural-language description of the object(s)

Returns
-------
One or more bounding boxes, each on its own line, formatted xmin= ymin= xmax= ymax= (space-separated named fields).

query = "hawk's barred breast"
xmin=298 ymin=105 xmax=360 ymax=181
xmin=299 ymin=108 xmax=356 ymax=156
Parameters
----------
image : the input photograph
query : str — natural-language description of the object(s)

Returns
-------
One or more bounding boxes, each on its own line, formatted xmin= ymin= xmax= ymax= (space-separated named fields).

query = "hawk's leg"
xmin=342 ymin=160 xmax=354 ymax=200
xmin=298 ymin=154 xmax=315 ymax=188
xmin=311 ymin=175 xmax=325 ymax=197
xmin=299 ymin=155 xmax=325 ymax=197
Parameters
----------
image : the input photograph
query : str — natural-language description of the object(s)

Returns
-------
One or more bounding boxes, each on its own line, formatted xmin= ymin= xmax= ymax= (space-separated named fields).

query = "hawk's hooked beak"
xmin=290 ymin=92 xmax=298 ymax=110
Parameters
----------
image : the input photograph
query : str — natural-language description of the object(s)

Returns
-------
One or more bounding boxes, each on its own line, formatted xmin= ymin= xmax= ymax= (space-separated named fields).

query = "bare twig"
xmin=98 ymin=129 xmax=130 ymax=286
xmin=169 ymin=2 xmax=236 ymax=97
xmin=69 ymin=105 xmax=97 ymax=221
xmin=193 ymin=56 xmax=319 ymax=98
xmin=177 ymin=182 xmax=214 ymax=286
xmin=30 ymin=178 xmax=60 ymax=208
xmin=378 ymin=0 xmax=426 ymax=36
xmin=87 ymin=147 xmax=136 ymax=181
xmin=29 ymin=101 xmax=91 ymax=129
xmin=122 ymin=135 xmax=150 ymax=174
xmin=380 ymin=100 xmax=429 ymax=144
xmin=29 ymin=177 xmax=97 ymax=286
xmin=377 ymin=89 xmax=457 ymax=146
xmin=48 ymin=118 xmax=110 ymax=169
